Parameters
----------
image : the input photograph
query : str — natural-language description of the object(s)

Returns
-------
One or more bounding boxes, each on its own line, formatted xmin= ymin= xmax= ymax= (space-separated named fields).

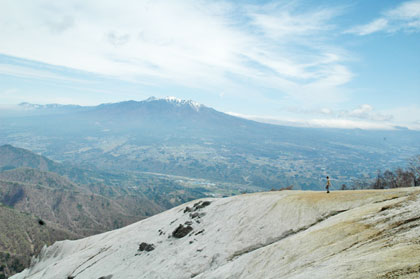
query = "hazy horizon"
xmin=1 ymin=0 xmax=419 ymax=130
xmin=1 ymin=96 xmax=419 ymax=131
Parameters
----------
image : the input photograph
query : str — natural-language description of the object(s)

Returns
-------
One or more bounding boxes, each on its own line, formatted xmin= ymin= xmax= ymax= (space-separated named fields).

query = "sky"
xmin=0 ymin=0 xmax=419 ymax=130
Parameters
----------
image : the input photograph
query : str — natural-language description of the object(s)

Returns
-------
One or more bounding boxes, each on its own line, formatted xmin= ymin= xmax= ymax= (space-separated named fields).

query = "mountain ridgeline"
xmin=1 ymin=97 xmax=420 ymax=190
xmin=0 ymin=144 xmax=217 ymax=227
xmin=0 ymin=144 xmax=218 ymax=277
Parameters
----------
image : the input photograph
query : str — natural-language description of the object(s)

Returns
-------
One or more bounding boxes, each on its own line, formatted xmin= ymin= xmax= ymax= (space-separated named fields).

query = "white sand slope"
xmin=12 ymin=188 xmax=420 ymax=279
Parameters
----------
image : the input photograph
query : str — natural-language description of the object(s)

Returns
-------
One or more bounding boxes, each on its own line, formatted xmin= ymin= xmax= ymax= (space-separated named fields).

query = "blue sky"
xmin=0 ymin=0 xmax=419 ymax=129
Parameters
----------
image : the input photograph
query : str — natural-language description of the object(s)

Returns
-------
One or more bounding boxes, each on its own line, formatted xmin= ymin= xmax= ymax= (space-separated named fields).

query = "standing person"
xmin=326 ymin=176 xmax=331 ymax=193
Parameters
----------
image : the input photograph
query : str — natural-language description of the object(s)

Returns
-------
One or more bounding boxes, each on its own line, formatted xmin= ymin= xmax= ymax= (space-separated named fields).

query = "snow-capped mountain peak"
xmin=145 ymin=96 xmax=203 ymax=111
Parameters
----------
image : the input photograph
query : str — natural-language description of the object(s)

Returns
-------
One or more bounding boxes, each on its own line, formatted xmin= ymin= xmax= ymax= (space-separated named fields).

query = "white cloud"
xmin=320 ymin=108 xmax=332 ymax=115
xmin=286 ymin=104 xmax=393 ymax=122
xmin=307 ymin=118 xmax=396 ymax=130
xmin=0 ymin=0 xmax=351 ymax=105
xmin=386 ymin=0 xmax=420 ymax=19
xmin=345 ymin=104 xmax=393 ymax=121
xmin=238 ymin=104 xmax=405 ymax=130
xmin=349 ymin=104 xmax=373 ymax=118
xmin=0 ymin=63 xmax=85 ymax=82
xmin=107 ymin=32 xmax=130 ymax=47
xmin=384 ymin=105 xmax=420 ymax=124
xmin=345 ymin=18 xmax=388 ymax=35
xmin=0 ymin=88 xmax=18 ymax=97
xmin=228 ymin=111 xmax=398 ymax=130
xmin=305 ymin=104 xmax=394 ymax=122
xmin=247 ymin=3 xmax=337 ymax=39
xmin=346 ymin=0 xmax=420 ymax=35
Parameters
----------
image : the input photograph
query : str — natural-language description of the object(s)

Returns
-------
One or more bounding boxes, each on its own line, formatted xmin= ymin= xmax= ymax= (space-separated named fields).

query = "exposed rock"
xmin=138 ymin=242 xmax=155 ymax=252
xmin=190 ymin=212 xmax=206 ymax=219
xmin=11 ymin=189 xmax=420 ymax=279
xmin=172 ymin=224 xmax=193 ymax=238
xmin=195 ymin=229 xmax=205 ymax=236
xmin=184 ymin=201 xmax=212 ymax=216
xmin=190 ymin=212 xmax=200 ymax=219
xmin=193 ymin=201 xmax=211 ymax=210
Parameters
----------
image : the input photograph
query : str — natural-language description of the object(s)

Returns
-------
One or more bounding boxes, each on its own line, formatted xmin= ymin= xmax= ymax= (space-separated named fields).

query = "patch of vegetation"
xmin=348 ymin=155 xmax=420 ymax=190
xmin=0 ymin=205 xmax=78 ymax=277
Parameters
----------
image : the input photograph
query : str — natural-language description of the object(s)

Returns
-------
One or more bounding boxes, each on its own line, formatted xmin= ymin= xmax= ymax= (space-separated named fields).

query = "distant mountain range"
xmin=1 ymin=97 xmax=420 ymax=189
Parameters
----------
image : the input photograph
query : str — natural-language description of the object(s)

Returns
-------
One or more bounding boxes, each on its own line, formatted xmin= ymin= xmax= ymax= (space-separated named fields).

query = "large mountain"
xmin=12 ymin=187 xmax=420 ymax=279
xmin=2 ymin=97 xmax=420 ymax=190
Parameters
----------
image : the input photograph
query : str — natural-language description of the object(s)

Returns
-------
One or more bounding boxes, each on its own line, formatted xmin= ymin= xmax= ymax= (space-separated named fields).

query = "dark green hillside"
xmin=0 ymin=204 xmax=78 ymax=278
xmin=0 ymin=144 xmax=128 ymax=187
xmin=0 ymin=178 xmax=160 ymax=236
xmin=0 ymin=168 xmax=76 ymax=190
xmin=0 ymin=144 xmax=58 ymax=172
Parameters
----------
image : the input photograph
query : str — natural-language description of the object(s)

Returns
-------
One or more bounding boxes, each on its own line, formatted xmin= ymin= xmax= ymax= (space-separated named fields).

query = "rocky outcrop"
xmin=12 ymin=188 xmax=420 ymax=279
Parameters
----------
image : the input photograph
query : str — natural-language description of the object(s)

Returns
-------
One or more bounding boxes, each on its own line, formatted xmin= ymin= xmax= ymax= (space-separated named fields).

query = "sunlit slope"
xmin=13 ymin=187 xmax=420 ymax=279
